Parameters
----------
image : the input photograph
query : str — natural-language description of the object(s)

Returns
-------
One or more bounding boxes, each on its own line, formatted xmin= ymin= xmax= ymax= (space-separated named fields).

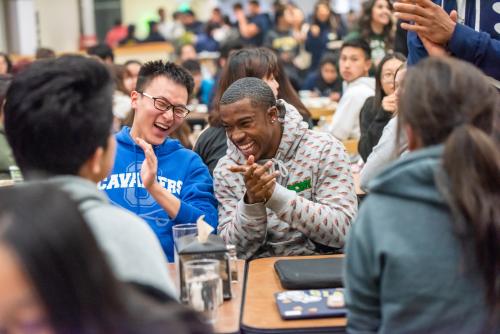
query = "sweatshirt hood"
xmin=116 ymin=126 xmax=185 ymax=157
xmin=226 ymin=100 xmax=309 ymax=165
xmin=344 ymin=76 xmax=375 ymax=92
xmin=368 ymin=145 xmax=448 ymax=207
xmin=24 ymin=175 xmax=107 ymax=212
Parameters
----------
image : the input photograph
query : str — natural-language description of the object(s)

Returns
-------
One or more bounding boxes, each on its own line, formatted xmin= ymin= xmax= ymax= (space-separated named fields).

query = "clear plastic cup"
xmin=172 ymin=224 xmax=198 ymax=252
xmin=183 ymin=259 xmax=223 ymax=324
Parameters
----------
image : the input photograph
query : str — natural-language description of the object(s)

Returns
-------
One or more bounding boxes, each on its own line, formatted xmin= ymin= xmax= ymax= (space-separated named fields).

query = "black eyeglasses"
xmin=140 ymin=92 xmax=190 ymax=118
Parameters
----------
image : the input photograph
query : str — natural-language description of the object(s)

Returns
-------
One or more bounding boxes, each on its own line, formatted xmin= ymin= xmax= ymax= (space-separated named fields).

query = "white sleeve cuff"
xmin=238 ymin=196 xmax=267 ymax=219
xmin=265 ymin=183 xmax=296 ymax=213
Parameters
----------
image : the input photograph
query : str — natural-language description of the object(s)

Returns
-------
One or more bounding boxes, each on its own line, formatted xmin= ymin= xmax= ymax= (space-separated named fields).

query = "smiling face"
xmin=220 ymin=98 xmax=281 ymax=161
xmin=130 ymin=76 xmax=188 ymax=146
xmin=0 ymin=244 xmax=52 ymax=334
xmin=339 ymin=46 xmax=371 ymax=83
xmin=371 ymin=0 xmax=391 ymax=27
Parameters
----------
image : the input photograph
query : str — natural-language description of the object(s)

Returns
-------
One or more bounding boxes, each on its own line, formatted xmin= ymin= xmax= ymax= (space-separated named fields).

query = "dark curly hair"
xmin=358 ymin=0 xmax=394 ymax=54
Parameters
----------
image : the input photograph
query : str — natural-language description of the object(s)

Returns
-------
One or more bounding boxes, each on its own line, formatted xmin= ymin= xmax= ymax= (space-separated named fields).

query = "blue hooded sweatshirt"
xmin=99 ymin=127 xmax=218 ymax=261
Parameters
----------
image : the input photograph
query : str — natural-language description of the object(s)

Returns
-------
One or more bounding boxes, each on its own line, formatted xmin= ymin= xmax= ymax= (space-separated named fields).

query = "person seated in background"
xmin=302 ymin=53 xmax=343 ymax=101
xmin=358 ymin=52 xmax=406 ymax=161
xmin=101 ymin=60 xmax=218 ymax=262
xmin=177 ymin=43 xmax=198 ymax=63
xmin=105 ymin=19 xmax=128 ymax=48
xmin=35 ymin=47 xmax=56 ymax=60
xmin=326 ymin=39 xmax=374 ymax=141
xmin=87 ymin=43 xmax=114 ymax=65
xmin=344 ymin=0 xmax=395 ymax=66
xmin=119 ymin=24 xmax=140 ymax=46
xmin=143 ymin=21 xmax=166 ymax=43
xmin=108 ymin=64 xmax=133 ymax=130
xmin=214 ymin=77 xmax=357 ymax=259
xmin=181 ymin=59 xmax=215 ymax=106
xmin=0 ymin=185 xmax=210 ymax=334
xmin=345 ymin=57 xmax=500 ymax=334
xmin=264 ymin=6 xmax=302 ymax=89
xmin=158 ymin=8 xmax=185 ymax=42
xmin=195 ymin=22 xmax=220 ymax=53
xmin=360 ymin=63 xmax=407 ymax=190
xmin=123 ymin=59 xmax=142 ymax=93
xmin=234 ymin=1 xmax=271 ymax=47
xmin=305 ymin=0 xmax=346 ymax=72
xmin=0 ymin=74 xmax=15 ymax=181
xmin=180 ymin=9 xmax=205 ymax=35
xmin=3 ymin=55 xmax=176 ymax=296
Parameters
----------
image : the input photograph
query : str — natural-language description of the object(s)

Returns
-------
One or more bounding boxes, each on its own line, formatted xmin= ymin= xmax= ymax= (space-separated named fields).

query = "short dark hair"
xmin=319 ymin=52 xmax=338 ymax=70
xmin=35 ymin=47 xmax=56 ymax=60
xmin=4 ymin=55 xmax=114 ymax=176
xmin=87 ymin=43 xmax=114 ymax=62
xmin=181 ymin=59 xmax=201 ymax=74
xmin=135 ymin=60 xmax=194 ymax=98
xmin=249 ymin=0 xmax=260 ymax=6
xmin=340 ymin=38 xmax=371 ymax=60
xmin=220 ymin=77 xmax=276 ymax=110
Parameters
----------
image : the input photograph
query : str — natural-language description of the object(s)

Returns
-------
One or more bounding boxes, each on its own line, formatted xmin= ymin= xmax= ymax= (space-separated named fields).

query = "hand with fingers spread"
xmin=135 ymin=137 xmax=158 ymax=189
xmin=229 ymin=155 xmax=280 ymax=204
xmin=394 ymin=0 xmax=457 ymax=45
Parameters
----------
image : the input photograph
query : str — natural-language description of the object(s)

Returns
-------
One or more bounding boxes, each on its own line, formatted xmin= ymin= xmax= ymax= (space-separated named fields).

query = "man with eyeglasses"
xmin=100 ymin=60 xmax=218 ymax=262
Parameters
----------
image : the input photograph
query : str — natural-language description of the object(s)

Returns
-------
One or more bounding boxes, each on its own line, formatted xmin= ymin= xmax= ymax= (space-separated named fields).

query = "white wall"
xmin=122 ymin=0 xmax=177 ymax=39
xmin=34 ymin=0 xmax=80 ymax=53
xmin=7 ymin=0 xmax=37 ymax=55
xmin=0 ymin=0 xmax=7 ymax=52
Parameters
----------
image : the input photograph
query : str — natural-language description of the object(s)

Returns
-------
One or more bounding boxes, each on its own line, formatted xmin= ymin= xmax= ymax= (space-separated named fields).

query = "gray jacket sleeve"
xmin=360 ymin=117 xmax=407 ymax=191
xmin=85 ymin=206 xmax=177 ymax=298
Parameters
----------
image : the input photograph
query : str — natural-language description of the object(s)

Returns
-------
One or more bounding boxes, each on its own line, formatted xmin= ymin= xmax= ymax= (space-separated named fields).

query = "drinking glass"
xmin=172 ymin=224 xmax=198 ymax=299
xmin=183 ymin=259 xmax=223 ymax=324
xmin=172 ymin=223 xmax=198 ymax=253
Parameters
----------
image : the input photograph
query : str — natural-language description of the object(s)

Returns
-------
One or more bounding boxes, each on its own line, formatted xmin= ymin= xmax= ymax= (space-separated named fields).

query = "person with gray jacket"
xmin=345 ymin=58 xmax=499 ymax=333
xmin=3 ymin=55 xmax=176 ymax=297
xmin=214 ymin=77 xmax=357 ymax=259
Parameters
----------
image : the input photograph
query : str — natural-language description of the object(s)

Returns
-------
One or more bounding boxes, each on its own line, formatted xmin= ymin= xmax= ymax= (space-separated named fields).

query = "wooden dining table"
xmin=241 ymin=254 xmax=346 ymax=334
xmin=168 ymin=260 xmax=245 ymax=334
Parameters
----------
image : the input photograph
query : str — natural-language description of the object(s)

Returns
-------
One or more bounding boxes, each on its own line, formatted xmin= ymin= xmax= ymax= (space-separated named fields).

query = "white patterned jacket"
xmin=213 ymin=102 xmax=358 ymax=259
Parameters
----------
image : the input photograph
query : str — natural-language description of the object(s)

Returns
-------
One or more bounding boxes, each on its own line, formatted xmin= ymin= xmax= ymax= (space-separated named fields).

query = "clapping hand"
xmin=394 ymin=0 xmax=457 ymax=45
xmin=135 ymin=137 xmax=158 ymax=189
xmin=229 ymin=155 xmax=280 ymax=204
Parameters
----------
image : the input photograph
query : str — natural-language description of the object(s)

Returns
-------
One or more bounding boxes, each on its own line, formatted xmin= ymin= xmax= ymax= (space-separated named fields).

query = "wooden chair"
xmin=342 ymin=138 xmax=359 ymax=156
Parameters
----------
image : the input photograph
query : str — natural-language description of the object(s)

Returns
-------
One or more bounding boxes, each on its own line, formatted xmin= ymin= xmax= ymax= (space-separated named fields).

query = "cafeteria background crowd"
xmin=0 ymin=0 xmax=499 ymax=333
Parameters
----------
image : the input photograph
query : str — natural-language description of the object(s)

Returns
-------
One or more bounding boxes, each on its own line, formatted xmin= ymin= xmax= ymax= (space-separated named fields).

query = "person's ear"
xmin=267 ymin=106 xmax=279 ymax=124
xmin=78 ymin=146 xmax=105 ymax=181
xmin=364 ymin=58 xmax=372 ymax=75
xmin=130 ymin=90 xmax=140 ymax=109
xmin=405 ymin=124 xmax=421 ymax=151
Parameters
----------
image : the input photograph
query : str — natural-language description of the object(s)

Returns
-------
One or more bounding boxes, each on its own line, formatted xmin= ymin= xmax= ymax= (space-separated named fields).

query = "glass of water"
xmin=183 ymin=259 xmax=223 ymax=324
